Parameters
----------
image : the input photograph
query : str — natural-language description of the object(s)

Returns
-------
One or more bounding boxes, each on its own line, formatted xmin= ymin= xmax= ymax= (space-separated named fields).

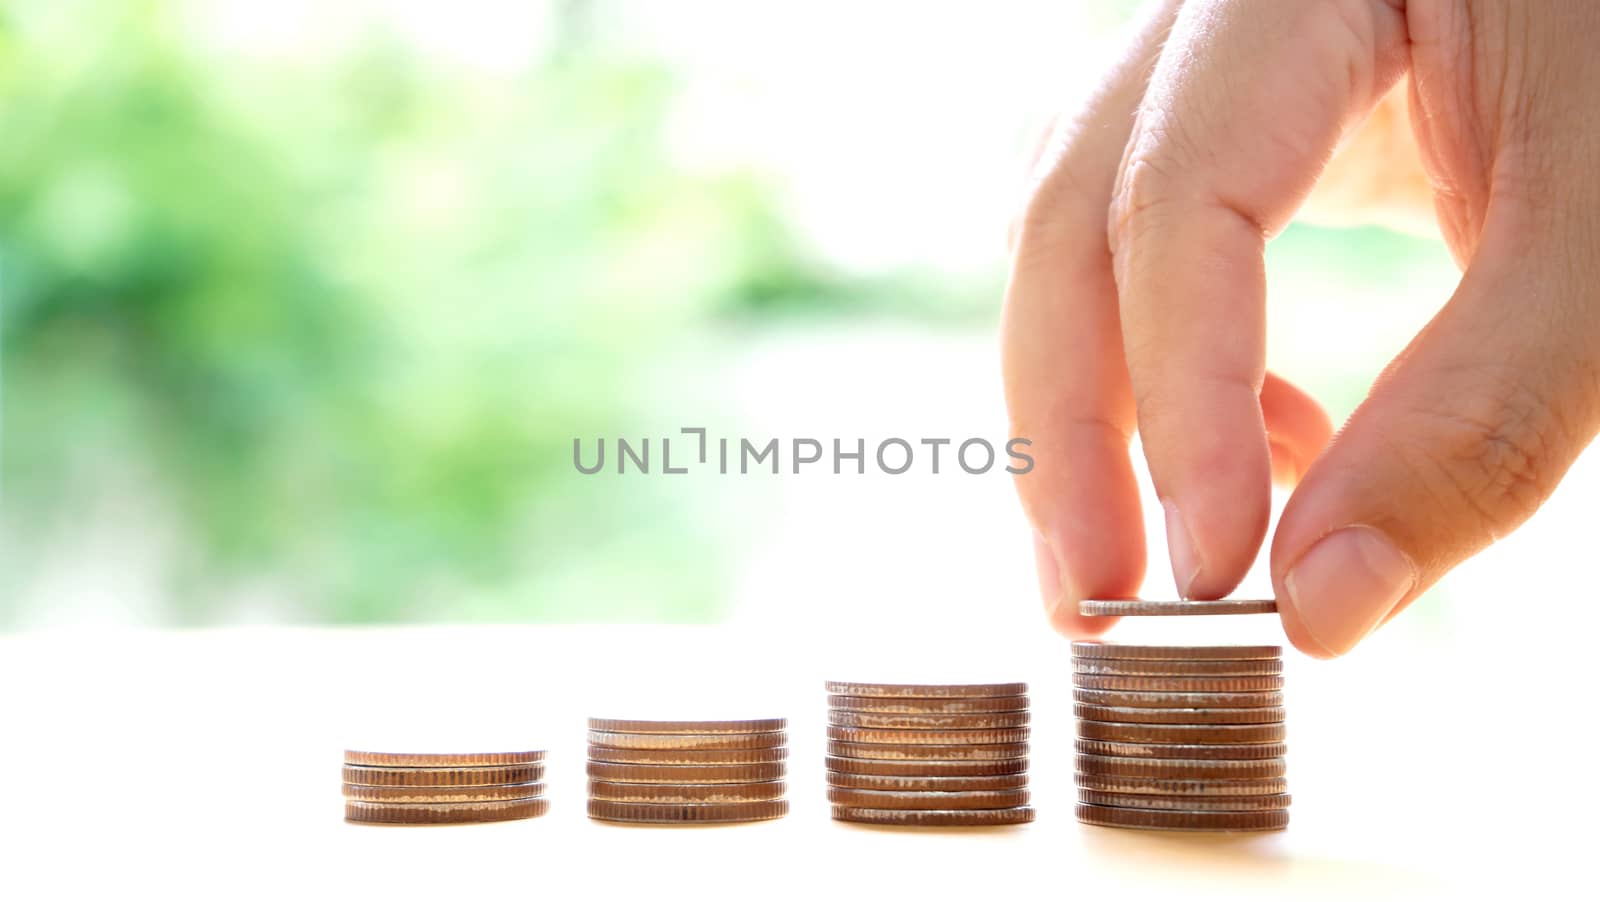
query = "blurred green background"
xmin=0 ymin=0 xmax=1458 ymax=628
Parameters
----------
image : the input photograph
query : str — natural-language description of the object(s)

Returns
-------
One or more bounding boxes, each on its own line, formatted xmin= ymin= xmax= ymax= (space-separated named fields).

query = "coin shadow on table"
xmin=1079 ymin=824 xmax=1292 ymax=872
xmin=586 ymin=820 xmax=787 ymax=830
xmin=830 ymin=823 xmax=1032 ymax=837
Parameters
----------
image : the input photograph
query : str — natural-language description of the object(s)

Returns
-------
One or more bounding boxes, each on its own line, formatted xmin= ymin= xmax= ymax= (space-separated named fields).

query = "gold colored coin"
xmin=586 ymin=731 xmax=786 ymax=751
xmin=1078 ymin=789 xmax=1292 ymax=811
xmin=584 ymin=761 xmax=786 ymax=784
xmin=827 ymin=741 xmax=1028 ymax=761
xmin=585 ymin=745 xmax=788 ymax=766
xmin=825 ymin=771 xmax=1028 ymax=792
xmin=1073 ymin=674 xmax=1284 ymax=693
xmin=343 ymin=750 xmax=546 ymax=768
xmin=1073 ymin=658 xmax=1283 ymax=676
xmin=586 ymin=718 xmax=785 ymax=734
xmin=586 ymin=799 xmax=788 ymax=824
xmin=1075 ymin=739 xmax=1287 ymax=761
xmin=1075 ymin=773 xmax=1288 ymax=796
xmin=826 ymin=787 xmax=1029 ymax=810
xmin=831 ymin=806 xmax=1034 ymax=826
xmin=1076 ymin=721 xmax=1287 ymax=744
xmin=1076 ymin=754 xmax=1286 ymax=780
xmin=1071 ymin=641 xmax=1282 ymax=661
xmin=1074 ymin=703 xmax=1286 ymax=725
xmin=342 ymin=782 xmax=544 ymax=803
xmin=826 ymin=725 xmax=1029 ymax=745
xmin=345 ymin=797 xmax=549 ymax=825
xmin=587 ymin=780 xmax=787 ymax=803
xmin=829 ymin=695 xmax=1030 ymax=714
xmin=342 ymin=764 xmax=544 ymax=787
xmin=825 ymin=755 xmax=1028 ymax=777
xmin=1076 ymin=803 xmax=1288 ymax=831
xmin=825 ymin=681 xmax=1027 ymax=699
xmin=828 ymin=710 xmax=1030 ymax=730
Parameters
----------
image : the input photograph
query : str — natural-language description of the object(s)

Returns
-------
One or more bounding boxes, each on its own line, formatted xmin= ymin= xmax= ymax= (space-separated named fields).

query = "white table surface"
xmin=1 ymin=622 xmax=1588 ymax=900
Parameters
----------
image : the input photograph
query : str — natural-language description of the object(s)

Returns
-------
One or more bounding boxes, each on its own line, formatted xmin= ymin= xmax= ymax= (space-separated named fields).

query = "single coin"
xmin=829 ymin=695 xmax=1030 ymax=714
xmin=827 ymin=787 xmax=1030 ymax=810
xmin=825 ymin=681 xmax=1027 ymax=699
xmin=342 ymin=764 xmax=543 ymax=787
xmin=825 ymin=755 xmax=1029 ymax=777
xmin=587 ymin=780 xmax=787 ymax=803
xmin=1075 ymin=773 xmax=1288 ymax=796
xmin=1075 ymin=704 xmax=1286 ymax=725
xmin=1072 ymin=641 xmax=1282 ymax=661
xmin=585 ymin=761 xmax=785 ymax=784
xmin=1073 ymin=674 xmax=1284 ymax=693
xmin=345 ymin=797 xmax=549 ymax=825
xmin=1078 ymin=789 xmax=1292 ymax=812
xmin=1074 ymin=690 xmax=1284 ymax=710
xmin=832 ymin=806 xmax=1034 ymax=827
xmin=343 ymin=750 xmax=546 ymax=768
xmin=1075 ymin=739 xmax=1287 ymax=761
xmin=586 ymin=718 xmax=786 ymax=734
xmin=587 ymin=799 xmax=788 ymax=824
xmin=828 ymin=741 xmax=1028 ymax=761
xmin=828 ymin=710 xmax=1031 ymax=730
xmin=1076 ymin=803 xmax=1288 ymax=832
xmin=826 ymin=725 xmax=1030 ymax=746
xmin=585 ymin=745 xmax=788 ymax=766
xmin=1077 ymin=721 xmax=1286 ymax=744
xmin=1076 ymin=755 xmax=1286 ymax=780
xmin=586 ymin=731 xmax=786 ymax=751
xmin=1079 ymin=599 xmax=1278 ymax=617
xmin=826 ymin=771 xmax=1029 ymax=792
xmin=342 ymin=782 xmax=545 ymax=803
xmin=1073 ymin=658 xmax=1283 ymax=676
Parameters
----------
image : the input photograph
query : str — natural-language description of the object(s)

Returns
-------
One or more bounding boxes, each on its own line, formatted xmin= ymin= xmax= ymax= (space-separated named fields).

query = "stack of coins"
xmin=825 ymin=681 xmax=1035 ymax=826
xmin=586 ymin=718 xmax=790 ymax=824
xmin=1070 ymin=632 xmax=1289 ymax=832
xmin=342 ymin=750 xmax=549 ymax=825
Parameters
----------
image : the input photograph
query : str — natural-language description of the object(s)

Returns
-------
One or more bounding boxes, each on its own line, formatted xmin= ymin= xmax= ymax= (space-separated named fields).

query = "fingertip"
xmin=1032 ymin=530 xmax=1130 ymax=639
xmin=1273 ymin=574 xmax=1340 ymax=660
xmin=1159 ymin=441 xmax=1272 ymax=601
xmin=1050 ymin=608 xmax=1121 ymax=639
xmin=1268 ymin=438 xmax=1302 ymax=487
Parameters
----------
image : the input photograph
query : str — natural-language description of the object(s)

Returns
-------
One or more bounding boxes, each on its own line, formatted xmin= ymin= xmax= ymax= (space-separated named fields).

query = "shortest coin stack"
xmin=343 ymin=749 xmax=549 ymax=825
xmin=1071 ymin=641 xmax=1289 ymax=832
xmin=586 ymin=718 xmax=790 ymax=825
xmin=825 ymin=681 xmax=1035 ymax=827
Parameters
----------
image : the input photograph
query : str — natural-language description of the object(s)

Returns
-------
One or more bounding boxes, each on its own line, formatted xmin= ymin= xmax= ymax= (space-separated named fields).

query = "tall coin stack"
xmin=586 ymin=718 xmax=790 ymax=824
xmin=825 ymin=681 xmax=1035 ymax=826
xmin=342 ymin=749 xmax=549 ymax=825
xmin=1071 ymin=632 xmax=1290 ymax=832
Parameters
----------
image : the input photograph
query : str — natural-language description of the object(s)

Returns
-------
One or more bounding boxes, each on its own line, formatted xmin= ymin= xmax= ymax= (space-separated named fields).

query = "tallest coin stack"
xmin=1071 ymin=639 xmax=1290 ymax=832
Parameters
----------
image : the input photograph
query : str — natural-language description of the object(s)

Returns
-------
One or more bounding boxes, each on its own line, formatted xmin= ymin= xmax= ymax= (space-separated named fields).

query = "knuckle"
xmin=1107 ymin=153 xmax=1180 ymax=263
xmin=1398 ymin=372 xmax=1568 ymax=538
xmin=1012 ymin=151 xmax=1106 ymax=255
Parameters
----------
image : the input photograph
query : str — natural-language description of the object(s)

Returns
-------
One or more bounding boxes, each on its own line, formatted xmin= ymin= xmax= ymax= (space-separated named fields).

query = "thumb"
xmin=1271 ymin=210 xmax=1600 ymax=658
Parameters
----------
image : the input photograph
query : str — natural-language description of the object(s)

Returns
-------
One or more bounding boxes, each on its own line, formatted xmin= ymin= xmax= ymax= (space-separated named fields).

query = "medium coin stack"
xmin=342 ymin=749 xmax=549 ymax=825
xmin=825 ymin=681 xmax=1035 ymax=826
xmin=1071 ymin=640 xmax=1290 ymax=832
xmin=586 ymin=718 xmax=790 ymax=824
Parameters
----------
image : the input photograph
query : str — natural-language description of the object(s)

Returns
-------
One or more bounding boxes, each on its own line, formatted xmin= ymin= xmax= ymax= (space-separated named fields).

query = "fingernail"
xmin=1162 ymin=498 xmax=1201 ymax=598
xmin=1033 ymin=530 xmax=1068 ymax=618
xmin=1284 ymin=526 xmax=1416 ymax=657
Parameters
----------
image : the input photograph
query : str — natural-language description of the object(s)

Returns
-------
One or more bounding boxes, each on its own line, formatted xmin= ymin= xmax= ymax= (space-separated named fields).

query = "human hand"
xmin=1003 ymin=0 xmax=1600 ymax=656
